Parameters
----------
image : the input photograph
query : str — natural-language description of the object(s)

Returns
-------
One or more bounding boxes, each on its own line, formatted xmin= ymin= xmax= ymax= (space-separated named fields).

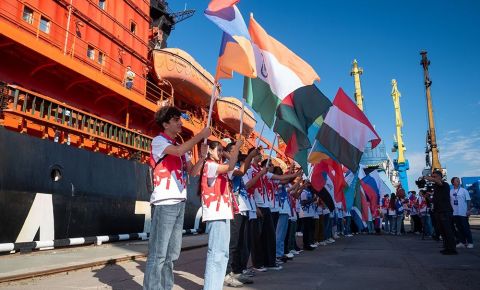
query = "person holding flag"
xmin=200 ymin=140 xmax=242 ymax=290
xmin=143 ymin=106 xmax=211 ymax=290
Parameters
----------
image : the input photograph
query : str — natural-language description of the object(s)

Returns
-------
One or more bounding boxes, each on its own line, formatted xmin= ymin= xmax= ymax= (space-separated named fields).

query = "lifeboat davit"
xmin=152 ymin=48 xmax=218 ymax=107
xmin=215 ymin=97 xmax=256 ymax=136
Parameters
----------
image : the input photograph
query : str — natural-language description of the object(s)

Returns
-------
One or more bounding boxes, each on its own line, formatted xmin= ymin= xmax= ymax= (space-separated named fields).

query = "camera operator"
xmin=423 ymin=170 xmax=457 ymax=255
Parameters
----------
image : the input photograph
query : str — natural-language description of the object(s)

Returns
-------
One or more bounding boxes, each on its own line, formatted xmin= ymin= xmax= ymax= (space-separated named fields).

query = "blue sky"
xmin=167 ymin=0 xmax=480 ymax=189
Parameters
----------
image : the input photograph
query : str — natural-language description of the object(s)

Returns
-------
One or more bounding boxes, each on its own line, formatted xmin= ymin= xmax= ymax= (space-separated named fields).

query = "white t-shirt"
xmin=270 ymin=180 xmax=280 ymax=212
xmin=229 ymin=166 xmax=252 ymax=214
xmin=276 ymin=184 xmax=291 ymax=216
xmin=150 ymin=134 xmax=190 ymax=205
xmin=201 ymin=161 xmax=234 ymax=222
xmin=241 ymin=172 xmax=257 ymax=220
xmin=300 ymin=189 xmax=315 ymax=218
xmin=450 ymin=187 xmax=471 ymax=217
xmin=246 ymin=167 xmax=272 ymax=208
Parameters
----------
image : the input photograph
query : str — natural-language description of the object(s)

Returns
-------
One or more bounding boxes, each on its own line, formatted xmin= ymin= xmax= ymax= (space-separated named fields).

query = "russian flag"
xmin=205 ymin=0 xmax=256 ymax=80
xmin=360 ymin=174 xmax=380 ymax=217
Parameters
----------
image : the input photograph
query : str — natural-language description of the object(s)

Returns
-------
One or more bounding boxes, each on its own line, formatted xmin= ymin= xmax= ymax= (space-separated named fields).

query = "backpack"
xmin=146 ymin=154 xmax=167 ymax=194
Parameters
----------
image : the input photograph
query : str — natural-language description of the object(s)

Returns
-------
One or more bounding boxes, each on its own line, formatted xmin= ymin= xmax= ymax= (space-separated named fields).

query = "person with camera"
xmin=423 ymin=170 xmax=457 ymax=255
xmin=450 ymin=177 xmax=474 ymax=249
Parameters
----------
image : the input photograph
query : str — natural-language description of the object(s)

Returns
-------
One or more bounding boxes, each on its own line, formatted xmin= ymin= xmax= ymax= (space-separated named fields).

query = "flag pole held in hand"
xmin=239 ymin=98 xmax=245 ymax=136
xmin=204 ymin=83 xmax=217 ymax=144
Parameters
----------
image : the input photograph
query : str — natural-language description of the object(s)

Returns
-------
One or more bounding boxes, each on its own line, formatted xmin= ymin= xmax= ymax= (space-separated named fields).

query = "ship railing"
xmin=0 ymin=0 xmax=172 ymax=106
xmin=1 ymin=84 xmax=152 ymax=160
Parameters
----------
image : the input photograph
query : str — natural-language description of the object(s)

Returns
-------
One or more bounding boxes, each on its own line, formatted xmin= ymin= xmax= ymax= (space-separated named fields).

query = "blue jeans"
xmin=344 ymin=216 xmax=351 ymax=235
xmin=383 ymin=216 xmax=390 ymax=233
xmin=396 ymin=214 xmax=403 ymax=234
xmin=204 ymin=220 xmax=230 ymax=290
xmin=367 ymin=221 xmax=374 ymax=233
xmin=421 ymin=214 xmax=432 ymax=236
xmin=143 ymin=202 xmax=185 ymax=290
xmin=337 ymin=218 xmax=344 ymax=234
xmin=276 ymin=214 xmax=289 ymax=257
xmin=388 ymin=215 xmax=397 ymax=234
xmin=323 ymin=215 xmax=332 ymax=240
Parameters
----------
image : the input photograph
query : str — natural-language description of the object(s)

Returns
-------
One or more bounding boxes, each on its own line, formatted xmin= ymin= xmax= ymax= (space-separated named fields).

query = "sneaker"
xmin=242 ymin=269 xmax=255 ymax=277
xmin=333 ymin=234 xmax=340 ymax=239
xmin=467 ymin=243 xmax=474 ymax=249
xmin=275 ymin=258 xmax=285 ymax=265
xmin=456 ymin=243 xmax=466 ymax=248
xmin=233 ymin=273 xmax=254 ymax=284
xmin=319 ymin=241 xmax=327 ymax=246
xmin=252 ymin=267 xmax=267 ymax=272
xmin=289 ymin=250 xmax=300 ymax=255
xmin=266 ymin=264 xmax=283 ymax=271
xmin=224 ymin=273 xmax=244 ymax=288
xmin=285 ymin=252 xmax=294 ymax=259
xmin=310 ymin=243 xmax=318 ymax=248
xmin=328 ymin=238 xmax=336 ymax=243
xmin=346 ymin=234 xmax=353 ymax=237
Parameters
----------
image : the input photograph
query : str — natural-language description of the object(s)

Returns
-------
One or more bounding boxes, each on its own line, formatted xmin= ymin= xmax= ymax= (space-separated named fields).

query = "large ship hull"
xmin=0 ymin=127 xmax=202 ymax=244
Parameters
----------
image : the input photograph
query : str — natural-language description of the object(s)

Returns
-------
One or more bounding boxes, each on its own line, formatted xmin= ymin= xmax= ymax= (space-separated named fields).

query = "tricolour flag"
xmin=244 ymin=15 xmax=320 ymax=127
xmin=205 ymin=0 xmax=256 ymax=80
xmin=276 ymin=85 xmax=332 ymax=164
xmin=316 ymin=88 xmax=381 ymax=172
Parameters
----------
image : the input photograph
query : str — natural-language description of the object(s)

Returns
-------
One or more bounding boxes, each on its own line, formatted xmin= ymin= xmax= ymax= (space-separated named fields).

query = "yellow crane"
xmin=420 ymin=51 xmax=443 ymax=173
xmin=391 ymin=79 xmax=409 ymax=191
xmin=350 ymin=59 xmax=364 ymax=111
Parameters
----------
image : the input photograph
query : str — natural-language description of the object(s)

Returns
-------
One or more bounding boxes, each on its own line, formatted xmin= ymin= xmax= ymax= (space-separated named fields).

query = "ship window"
xmin=39 ymin=16 xmax=51 ymax=34
xmin=87 ymin=45 xmax=95 ymax=60
xmin=130 ymin=21 xmax=136 ymax=34
xmin=98 ymin=0 xmax=106 ymax=10
xmin=98 ymin=51 xmax=105 ymax=65
xmin=22 ymin=6 xmax=34 ymax=24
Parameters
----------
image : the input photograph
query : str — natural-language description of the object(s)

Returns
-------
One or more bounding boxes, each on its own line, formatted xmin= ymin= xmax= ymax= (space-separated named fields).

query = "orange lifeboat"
xmin=152 ymin=48 xmax=218 ymax=107
xmin=215 ymin=97 xmax=256 ymax=136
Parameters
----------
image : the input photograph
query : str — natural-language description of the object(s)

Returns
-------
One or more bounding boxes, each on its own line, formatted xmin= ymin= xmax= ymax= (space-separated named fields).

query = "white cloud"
xmin=407 ymin=151 xmax=428 ymax=190
xmin=438 ymin=130 xmax=480 ymax=178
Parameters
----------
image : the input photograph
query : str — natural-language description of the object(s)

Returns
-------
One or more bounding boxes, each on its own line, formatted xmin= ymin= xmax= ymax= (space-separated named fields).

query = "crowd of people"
xmin=142 ymin=106 xmax=475 ymax=290
xmin=378 ymin=172 xmax=474 ymax=255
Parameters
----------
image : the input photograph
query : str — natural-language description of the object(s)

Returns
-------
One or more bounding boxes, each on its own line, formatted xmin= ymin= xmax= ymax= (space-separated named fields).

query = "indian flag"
xmin=244 ymin=14 xmax=320 ymax=128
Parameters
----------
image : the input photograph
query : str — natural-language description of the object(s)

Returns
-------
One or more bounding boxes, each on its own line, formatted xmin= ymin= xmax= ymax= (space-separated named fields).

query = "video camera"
xmin=415 ymin=176 xmax=434 ymax=192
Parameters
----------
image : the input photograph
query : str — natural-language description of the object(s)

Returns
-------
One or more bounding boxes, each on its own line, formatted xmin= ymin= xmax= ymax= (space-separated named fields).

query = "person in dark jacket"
xmin=424 ymin=170 xmax=457 ymax=255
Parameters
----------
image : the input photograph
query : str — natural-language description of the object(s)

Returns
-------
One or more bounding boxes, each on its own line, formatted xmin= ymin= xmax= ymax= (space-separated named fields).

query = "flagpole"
xmin=255 ymin=122 xmax=266 ymax=147
xmin=307 ymin=139 xmax=318 ymax=160
xmin=239 ymin=98 xmax=245 ymax=136
xmin=204 ymin=82 xmax=218 ymax=144
xmin=265 ymin=117 xmax=277 ymax=167
xmin=306 ymin=140 xmax=319 ymax=181
xmin=265 ymin=133 xmax=277 ymax=168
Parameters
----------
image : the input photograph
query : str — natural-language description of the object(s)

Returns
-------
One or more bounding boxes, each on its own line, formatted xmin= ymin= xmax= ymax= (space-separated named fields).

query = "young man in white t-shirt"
xmin=450 ymin=177 xmax=474 ymax=249
xmin=144 ymin=106 xmax=210 ymax=290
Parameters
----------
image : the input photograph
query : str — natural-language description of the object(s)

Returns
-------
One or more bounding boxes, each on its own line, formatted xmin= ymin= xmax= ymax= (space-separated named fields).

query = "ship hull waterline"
xmin=0 ymin=127 xmax=203 ymax=246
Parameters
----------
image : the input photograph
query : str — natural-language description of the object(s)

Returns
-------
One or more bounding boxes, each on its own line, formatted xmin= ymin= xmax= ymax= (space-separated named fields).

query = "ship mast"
xmin=391 ymin=79 xmax=409 ymax=191
xmin=420 ymin=51 xmax=442 ymax=172
xmin=350 ymin=59 xmax=364 ymax=111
